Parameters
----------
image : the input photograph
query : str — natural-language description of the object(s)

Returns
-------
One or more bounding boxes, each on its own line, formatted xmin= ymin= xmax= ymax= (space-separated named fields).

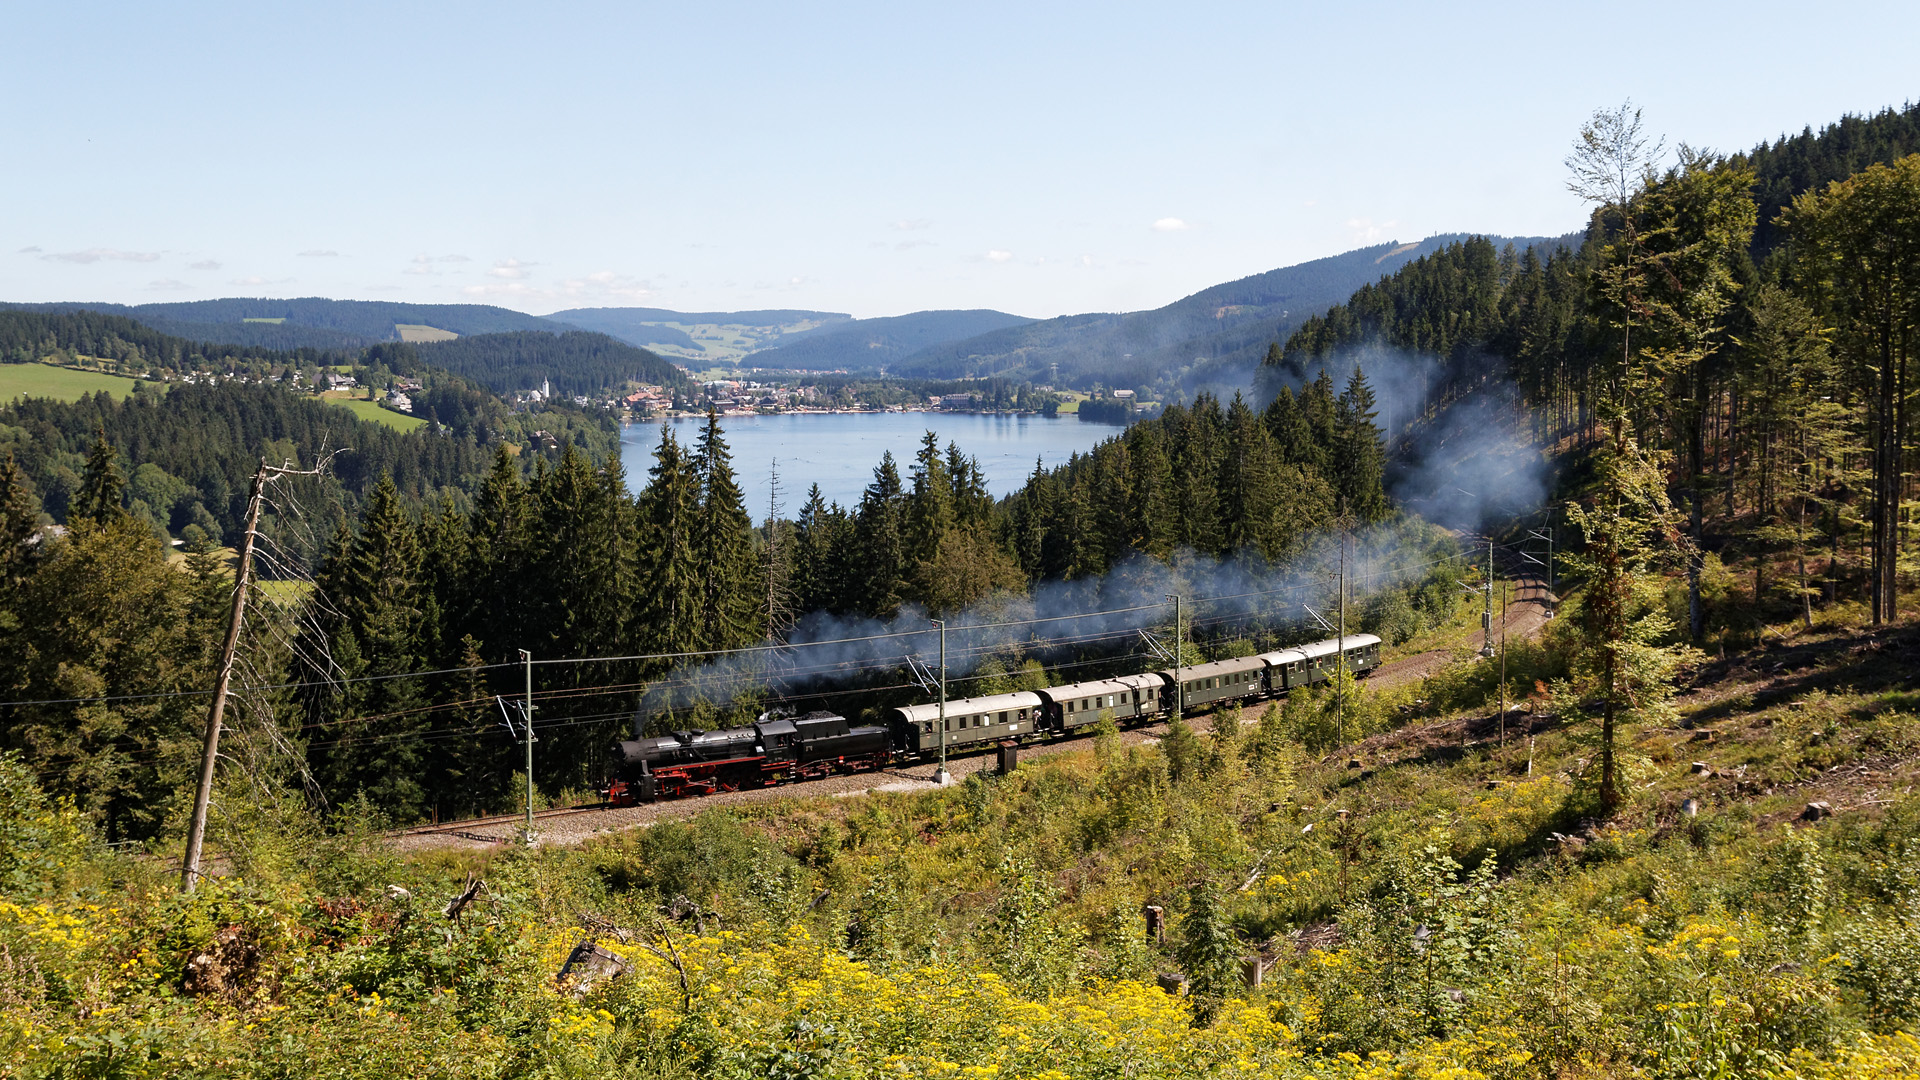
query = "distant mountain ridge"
xmin=887 ymin=233 xmax=1576 ymax=388
xmin=0 ymin=297 xmax=567 ymax=351
xmin=545 ymin=307 xmax=855 ymax=363
xmin=740 ymin=309 xmax=1035 ymax=370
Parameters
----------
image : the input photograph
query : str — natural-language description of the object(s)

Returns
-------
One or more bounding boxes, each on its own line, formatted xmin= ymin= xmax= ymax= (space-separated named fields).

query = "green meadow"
xmin=321 ymin=393 xmax=428 ymax=431
xmin=0 ymin=362 xmax=143 ymax=402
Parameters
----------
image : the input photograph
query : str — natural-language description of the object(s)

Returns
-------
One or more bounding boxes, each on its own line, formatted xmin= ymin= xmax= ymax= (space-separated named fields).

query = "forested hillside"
xmin=887 ymin=234 xmax=1567 ymax=391
xmin=411 ymin=330 xmax=692 ymax=396
xmin=1271 ymin=104 xmax=1920 ymax=635
xmin=2 ymin=296 xmax=570 ymax=350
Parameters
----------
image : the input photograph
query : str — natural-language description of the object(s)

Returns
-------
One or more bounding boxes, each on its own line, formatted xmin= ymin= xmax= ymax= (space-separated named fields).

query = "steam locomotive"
xmin=603 ymin=633 xmax=1381 ymax=805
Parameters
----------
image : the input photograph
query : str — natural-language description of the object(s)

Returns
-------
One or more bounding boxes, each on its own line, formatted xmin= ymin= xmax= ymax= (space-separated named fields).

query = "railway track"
xmin=399 ymin=802 xmax=612 ymax=842
xmin=397 ymin=586 xmax=1559 ymax=852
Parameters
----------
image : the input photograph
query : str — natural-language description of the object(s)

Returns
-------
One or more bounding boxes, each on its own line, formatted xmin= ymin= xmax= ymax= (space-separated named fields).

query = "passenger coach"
xmin=885 ymin=690 xmax=1042 ymax=754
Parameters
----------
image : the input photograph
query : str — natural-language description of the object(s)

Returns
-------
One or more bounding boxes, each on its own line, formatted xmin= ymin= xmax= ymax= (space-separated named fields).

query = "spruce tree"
xmin=316 ymin=474 xmax=433 ymax=818
xmin=1219 ymin=393 xmax=1285 ymax=558
xmin=469 ymin=446 xmax=533 ymax=657
xmin=791 ymin=483 xmax=833 ymax=614
xmin=852 ymin=452 xmax=906 ymax=617
xmin=905 ymin=430 xmax=953 ymax=569
xmin=1124 ymin=424 xmax=1176 ymax=560
xmin=71 ymin=428 xmax=127 ymax=528
xmin=691 ymin=411 xmax=762 ymax=649
xmin=0 ymin=450 xmax=40 ymax=600
xmin=1334 ymin=366 xmax=1387 ymax=522
xmin=637 ymin=427 xmax=699 ymax=657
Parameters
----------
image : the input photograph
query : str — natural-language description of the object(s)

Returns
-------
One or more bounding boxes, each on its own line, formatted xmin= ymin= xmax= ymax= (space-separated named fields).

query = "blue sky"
xmin=7 ymin=1 xmax=1917 ymax=320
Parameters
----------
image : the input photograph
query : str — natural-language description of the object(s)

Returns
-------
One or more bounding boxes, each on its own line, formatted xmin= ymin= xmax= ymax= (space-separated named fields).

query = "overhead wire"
xmin=0 ymin=550 xmax=1471 ymax=712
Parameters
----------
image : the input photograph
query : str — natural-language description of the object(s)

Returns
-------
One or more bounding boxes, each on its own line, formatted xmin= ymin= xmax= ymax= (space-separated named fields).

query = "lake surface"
xmin=619 ymin=412 xmax=1122 ymax=516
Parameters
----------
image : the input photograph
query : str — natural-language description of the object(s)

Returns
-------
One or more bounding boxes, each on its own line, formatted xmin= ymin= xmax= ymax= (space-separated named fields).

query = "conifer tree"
xmin=691 ymin=411 xmax=762 ymax=649
xmin=946 ymin=442 xmax=993 ymax=530
xmin=905 ymin=430 xmax=952 ymax=571
xmin=1219 ymin=393 xmax=1285 ymax=557
xmin=637 ymin=426 xmax=699 ymax=657
xmin=1123 ymin=424 xmax=1176 ymax=561
xmin=1090 ymin=441 xmax=1135 ymax=568
xmin=1006 ymin=458 xmax=1051 ymax=579
xmin=469 ymin=446 xmax=534 ymax=656
xmin=1262 ymin=385 xmax=1319 ymax=469
xmin=325 ymin=474 xmax=433 ymax=817
xmin=71 ymin=428 xmax=127 ymax=528
xmin=0 ymin=450 xmax=39 ymax=603
xmin=790 ymin=483 xmax=836 ymax=615
xmin=1561 ymin=412 xmax=1692 ymax=815
xmin=852 ymin=452 xmax=906 ymax=617
xmin=1334 ymin=366 xmax=1387 ymax=522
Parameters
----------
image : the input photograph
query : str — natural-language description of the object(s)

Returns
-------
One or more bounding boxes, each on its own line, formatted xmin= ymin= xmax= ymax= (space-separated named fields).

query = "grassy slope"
xmin=318 ymin=390 xmax=427 ymax=431
xmin=0 ymin=361 xmax=142 ymax=401
xmin=7 ymin=556 xmax=1918 ymax=1078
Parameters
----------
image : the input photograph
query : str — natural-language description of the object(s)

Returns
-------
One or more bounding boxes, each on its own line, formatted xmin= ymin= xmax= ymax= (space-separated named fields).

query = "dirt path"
xmin=1367 ymin=575 xmax=1553 ymax=691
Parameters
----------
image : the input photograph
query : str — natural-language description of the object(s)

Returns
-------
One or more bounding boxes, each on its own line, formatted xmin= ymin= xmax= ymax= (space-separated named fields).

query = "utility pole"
xmin=1337 ymin=524 xmax=1349 ymax=745
xmin=1167 ymin=595 xmax=1183 ymax=724
xmin=1481 ymin=538 xmax=1496 ymax=657
xmin=1500 ymin=582 xmax=1509 ymax=746
xmin=180 ymin=463 xmax=267 ymax=893
xmin=181 ymin=453 xmax=332 ymax=893
xmin=932 ymin=620 xmax=950 ymax=786
xmin=520 ymin=648 xmax=536 ymax=843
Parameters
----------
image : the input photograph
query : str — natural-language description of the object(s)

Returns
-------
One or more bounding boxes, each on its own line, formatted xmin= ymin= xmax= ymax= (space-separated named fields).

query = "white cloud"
xmin=17 ymin=245 xmax=42 ymax=254
xmin=895 ymin=239 xmax=935 ymax=251
xmin=1151 ymin=217 xmax=1189 ymax=232
xmin=985 ymin=250 xmax=1013 ymax=263
xmin=188 ymin=259 xmax=221 ymax=271
xmin=407 ymin=253 xmax=473 ymax=276
xmin=1347 ymin=217 xmax=1398 ymax=243
xmin=462 ymin=268 xmax=655 ymax=303
xmin=40 ymin=248 xmax=161 ymax=264
xmin=297 ymin=249 xmax=340 ymax=257
xmin=489 ymin=257 xmax=533 ymax=279
xmin=230 ymin=275 xmax=292 ymax=287
xmin=146 ymin=279 xmax=192 ymax=291
xmin=890 ymin=218 xmax=932 ymax=231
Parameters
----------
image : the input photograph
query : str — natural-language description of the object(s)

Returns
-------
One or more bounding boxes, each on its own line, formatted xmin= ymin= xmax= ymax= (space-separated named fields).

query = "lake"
xmin=619 ymin=412 xmax=1123 ymax=517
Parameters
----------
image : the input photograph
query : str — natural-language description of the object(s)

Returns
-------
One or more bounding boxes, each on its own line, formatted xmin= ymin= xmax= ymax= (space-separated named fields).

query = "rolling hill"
xmin=546 ymin=307 xmax=853 ymax=364
xmin=887 ymin=233 xmax=1577 ymax=390
xmin=0 ymin=297 xmax=567 ymax=351
xmin=738 ymin=308 xmax=1035 ymax=370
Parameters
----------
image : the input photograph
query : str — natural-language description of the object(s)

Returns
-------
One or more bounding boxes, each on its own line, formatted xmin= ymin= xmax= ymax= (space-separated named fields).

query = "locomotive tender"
xmin=604 ymin=633 xmax=1381 ymax=804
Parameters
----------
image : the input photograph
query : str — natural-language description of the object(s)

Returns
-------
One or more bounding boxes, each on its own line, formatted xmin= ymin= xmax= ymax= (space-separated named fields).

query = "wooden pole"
xmin=180 ymin=460 xmax=268 ymax=893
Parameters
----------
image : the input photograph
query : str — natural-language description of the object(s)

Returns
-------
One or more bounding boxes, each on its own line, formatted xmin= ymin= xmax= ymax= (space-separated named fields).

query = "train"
xmin=603 ymin=633 xmax=1382 ymax=805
